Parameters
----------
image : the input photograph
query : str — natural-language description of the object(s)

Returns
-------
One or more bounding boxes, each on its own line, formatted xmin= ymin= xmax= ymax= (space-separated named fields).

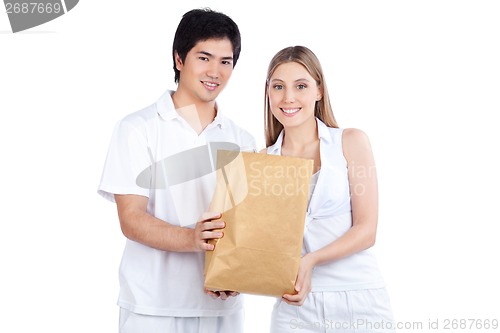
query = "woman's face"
xmin=268 ymin=61 xmax=321 ymax=129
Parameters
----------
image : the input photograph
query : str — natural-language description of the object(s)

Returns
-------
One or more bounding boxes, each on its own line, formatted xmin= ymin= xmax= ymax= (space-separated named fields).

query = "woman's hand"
xmin=282 ymin=253 xmax=316 ymax=306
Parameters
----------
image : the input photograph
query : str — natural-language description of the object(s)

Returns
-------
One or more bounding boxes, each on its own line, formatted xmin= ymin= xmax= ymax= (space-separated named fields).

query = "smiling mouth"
xmin=202 ymin=81 xmax=219 ymax=89
xmin=281 ymin=108 xmax=301 ymax=115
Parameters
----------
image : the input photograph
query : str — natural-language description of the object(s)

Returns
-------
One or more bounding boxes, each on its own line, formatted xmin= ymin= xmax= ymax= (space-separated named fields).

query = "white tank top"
xmin=308 ymin=170 xmax=320 ymax=205
xmin=267 ymin=118 xmax=385 ymax=291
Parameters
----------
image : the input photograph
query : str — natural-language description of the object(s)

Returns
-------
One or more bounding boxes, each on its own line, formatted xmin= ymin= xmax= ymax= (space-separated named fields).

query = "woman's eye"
xmin=297 ymin=84 xmax=307 ymax=90
xmin=273 ymin=85 xmax=284 ymax=90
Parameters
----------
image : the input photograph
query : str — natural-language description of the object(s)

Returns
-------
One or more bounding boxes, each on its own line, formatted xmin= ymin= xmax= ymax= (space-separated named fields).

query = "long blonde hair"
xmin=264 ymin=46 xmax=338 ymax=147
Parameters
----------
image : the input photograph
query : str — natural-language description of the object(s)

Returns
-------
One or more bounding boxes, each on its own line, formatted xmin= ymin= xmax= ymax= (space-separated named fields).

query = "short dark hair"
xmin=172 ymin=8 xmax=241 ymax=83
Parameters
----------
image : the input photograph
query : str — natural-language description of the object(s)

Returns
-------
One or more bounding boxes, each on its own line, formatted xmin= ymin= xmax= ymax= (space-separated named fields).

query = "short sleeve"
xmin=240 ymin=130 xmax=257 ymax=152
xmin=97 ymin=118 xmax=152 ymax=202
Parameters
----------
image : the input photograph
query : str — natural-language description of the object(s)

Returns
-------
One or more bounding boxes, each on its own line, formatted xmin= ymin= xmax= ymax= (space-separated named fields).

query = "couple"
xmin=98 ymin=8 xmax=394 ymax=333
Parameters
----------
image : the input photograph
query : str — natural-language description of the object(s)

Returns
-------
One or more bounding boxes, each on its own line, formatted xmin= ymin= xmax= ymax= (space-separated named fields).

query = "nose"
xmin=206 ymin=63 xmax=220 ymax=79
xmin=284 ymin=89 xmax=295 ymax=103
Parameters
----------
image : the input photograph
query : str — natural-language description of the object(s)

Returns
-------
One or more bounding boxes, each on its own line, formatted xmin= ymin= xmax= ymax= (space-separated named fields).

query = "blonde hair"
xmin=264 ymin=46 xmax=338 ymax=147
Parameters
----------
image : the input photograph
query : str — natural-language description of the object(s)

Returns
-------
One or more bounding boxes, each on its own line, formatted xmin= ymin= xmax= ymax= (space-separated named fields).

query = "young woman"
xmin=263 ymin=46 xmax=394 ymax=332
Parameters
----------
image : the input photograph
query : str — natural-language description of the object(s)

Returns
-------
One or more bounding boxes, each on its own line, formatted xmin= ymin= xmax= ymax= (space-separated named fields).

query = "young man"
xmin=98 ymin=8 xmax=255 ymax=333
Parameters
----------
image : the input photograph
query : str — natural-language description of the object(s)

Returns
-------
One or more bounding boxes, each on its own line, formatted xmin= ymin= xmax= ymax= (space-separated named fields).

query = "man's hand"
xmin=204 ymin=288 xmax=240 ymax=300
xmin=193 ymin=212 xmax=225 ymax=251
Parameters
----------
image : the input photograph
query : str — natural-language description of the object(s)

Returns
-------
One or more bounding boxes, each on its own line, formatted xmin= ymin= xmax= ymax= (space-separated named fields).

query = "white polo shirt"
xmin=98 ymin=90 xmax=256 ymax=316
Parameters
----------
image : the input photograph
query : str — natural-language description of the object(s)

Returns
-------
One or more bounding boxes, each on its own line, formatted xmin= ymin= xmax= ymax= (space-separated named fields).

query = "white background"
xmin=1 ymin=1 xmax=500 ymax=332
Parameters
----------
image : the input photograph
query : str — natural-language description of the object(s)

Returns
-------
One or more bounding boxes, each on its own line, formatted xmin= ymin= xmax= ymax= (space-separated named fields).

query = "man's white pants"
xmin=119 ymin=308 xmax=244 ymax=333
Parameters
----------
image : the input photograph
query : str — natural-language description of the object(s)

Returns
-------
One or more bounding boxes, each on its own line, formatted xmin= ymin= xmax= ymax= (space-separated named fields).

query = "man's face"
xmin=175 ymin=38 xmax=234 ymax=103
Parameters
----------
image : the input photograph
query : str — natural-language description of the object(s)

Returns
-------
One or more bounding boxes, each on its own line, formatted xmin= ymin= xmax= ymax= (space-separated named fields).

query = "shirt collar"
xmin=267 ymin=130 xmax=284 ymax=154
xmin=155 ymin=90 xmax=225 ymax=129
xmin=267 ymin=117 xmax=332 ymax=153
xmin=210 ymin=108 xmax=226 ymax=129
xmin=155 ymin=90 xmax=178 ymax=121
xmin=316 ymin=117 xmax=333 ymax=144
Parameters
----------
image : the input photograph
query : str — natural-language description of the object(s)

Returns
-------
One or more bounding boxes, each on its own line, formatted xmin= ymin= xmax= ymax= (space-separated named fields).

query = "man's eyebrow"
xmin=197 ymin=51 xmax=233 ymax=61
xmin=198 ymin=51 xmax=213 ymax=57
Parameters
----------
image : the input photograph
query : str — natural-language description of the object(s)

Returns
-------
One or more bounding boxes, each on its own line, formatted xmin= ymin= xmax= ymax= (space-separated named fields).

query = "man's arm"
xmin=115 ymin=194 xmax=224 ymax=252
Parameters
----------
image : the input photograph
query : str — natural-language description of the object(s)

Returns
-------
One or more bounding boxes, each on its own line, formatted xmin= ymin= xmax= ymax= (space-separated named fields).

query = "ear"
xmin=316 ymin=87 xmax=323 ymax=101
xmin=174 ymin=51 xmax=183 ymax=71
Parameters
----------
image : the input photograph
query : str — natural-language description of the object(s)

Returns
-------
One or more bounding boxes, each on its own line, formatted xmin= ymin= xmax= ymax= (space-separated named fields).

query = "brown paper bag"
xmin=204 ymin=151 xmax=313 ymax=297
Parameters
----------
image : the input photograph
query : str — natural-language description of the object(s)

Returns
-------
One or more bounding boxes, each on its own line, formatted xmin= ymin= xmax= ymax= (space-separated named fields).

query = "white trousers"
xmin=119 ymin=308 xmax=244 ymax=333
xmin=270 ymin=288 xmax=395 ymax=333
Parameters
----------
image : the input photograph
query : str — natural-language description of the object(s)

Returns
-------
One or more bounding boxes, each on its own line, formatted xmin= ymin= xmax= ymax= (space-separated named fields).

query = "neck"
xmin=171 ymin=91 xmax=216 ymax=134
xmin=282 ymin=117 xmax=318 ymax=150
xmin=281 ymin=117 xmax=321 ymax=172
